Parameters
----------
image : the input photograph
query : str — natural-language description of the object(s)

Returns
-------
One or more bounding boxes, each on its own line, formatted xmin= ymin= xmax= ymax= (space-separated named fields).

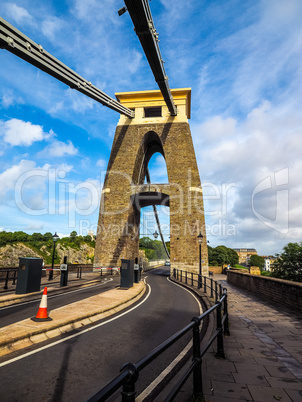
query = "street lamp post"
xmin=197 ymin=232 xmax=203 ymax=289
xmin=49 ymin=232 xmax=59 ymax=280
xmin=153 ymin=231 xmax=159 ymax=265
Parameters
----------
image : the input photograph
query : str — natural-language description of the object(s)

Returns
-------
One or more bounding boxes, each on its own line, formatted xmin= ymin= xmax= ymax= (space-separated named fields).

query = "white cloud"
xmin=38 ymin=140 xmax=78 ymax=158
xmin=4 ymin=3 xmax=35 ymax=26
xmin=0 ymin=160 xmax=35 ymax=200
xmin=96 ymin=159 xmax=107 ymax=169
xmin=0 ymin=119 xmax=49 ymax=146
xmin=193 ymin=97 xmax=302 ymax=254
xmin=41 ymin=16 xmax=65 ymax=41
xmin=194 ymin=116 xmax=236 ymax=142
xmin=0 ymin=160 xmax=51 ymax=206
xmin=56 ymin=164 xmax=74 ymax=176
xmin=0 ymin=89 xmax=24 ymax=108
xmin=25 ymin=223 xmax=44 ymax=231
xmin=128 ymin=50 xmax=143 ymax=74
xmin=49 ymin=89 xmax=95 ymax=115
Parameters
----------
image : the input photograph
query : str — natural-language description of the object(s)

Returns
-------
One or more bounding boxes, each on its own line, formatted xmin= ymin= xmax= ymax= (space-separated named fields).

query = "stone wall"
xmin=208 ymin=266 xmax=223 ymax=274
xmin=227 ymin=270 xmax=302 ymax=312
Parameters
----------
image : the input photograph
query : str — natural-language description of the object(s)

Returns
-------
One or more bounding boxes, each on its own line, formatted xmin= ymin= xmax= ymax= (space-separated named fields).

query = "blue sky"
xmin=0 ymin=0 xmax=302 ymax=256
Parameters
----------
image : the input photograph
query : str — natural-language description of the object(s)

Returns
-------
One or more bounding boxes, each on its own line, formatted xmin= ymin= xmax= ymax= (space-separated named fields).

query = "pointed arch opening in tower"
xmin=139 ymin=151 xmax=170 ymax=268
xmin=144 ymin=152 xmax=169 ymax=184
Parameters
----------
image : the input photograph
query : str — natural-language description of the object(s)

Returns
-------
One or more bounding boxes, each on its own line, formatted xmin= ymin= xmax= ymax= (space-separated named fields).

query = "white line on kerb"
xmin=0 ymin=281 xmax=151 ymax=368
xmin=136 ymin=277 xmax=202 ymax=401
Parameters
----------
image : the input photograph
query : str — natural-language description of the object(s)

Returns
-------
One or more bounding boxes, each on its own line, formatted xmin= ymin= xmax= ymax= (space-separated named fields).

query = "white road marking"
xmin=136 ymin=277 xmax=202 ymax=401
xmin=0 ymin=281 xmax=151 ymax=368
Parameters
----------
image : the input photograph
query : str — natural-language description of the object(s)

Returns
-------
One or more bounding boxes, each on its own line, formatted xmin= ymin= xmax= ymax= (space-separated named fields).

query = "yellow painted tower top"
xmin=115 ymin=88 xmax=191 ymax=125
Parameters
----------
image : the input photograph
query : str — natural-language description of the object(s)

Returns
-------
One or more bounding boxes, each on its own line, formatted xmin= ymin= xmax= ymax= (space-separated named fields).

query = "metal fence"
xmin=0 ymin=268 xmax=18 ymax=289
xmin=0 ymin=264 xmax=96 ymax=289
xmin=86 ymin=270 xmax=230 ymax=402
xmin=173 ymin=268 xmax=224 ymax=299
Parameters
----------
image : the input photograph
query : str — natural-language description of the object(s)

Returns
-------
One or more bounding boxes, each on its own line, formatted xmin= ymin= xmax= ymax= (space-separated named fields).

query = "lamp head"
xmin=52 ymin=232 xmax=59 ymax=242
xmin=197 ymin=232 xmax=203 ymax=244
xmin=118 ymin=7 xmax=127 ymax=16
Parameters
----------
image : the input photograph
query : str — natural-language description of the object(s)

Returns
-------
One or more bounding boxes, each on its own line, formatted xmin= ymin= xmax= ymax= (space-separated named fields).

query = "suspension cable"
xmin=123 ymin=0 xmax=177 ymax=116
xmin=0 ymin=17 xmax=134 ymax=118
xmin=145 ymin=167 xmax=170 ymax=259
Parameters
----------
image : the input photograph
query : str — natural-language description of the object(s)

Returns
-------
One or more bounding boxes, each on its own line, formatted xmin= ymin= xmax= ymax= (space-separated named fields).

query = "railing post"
xmin=120 ymin=363 xmax=139 ymax=402
xmin=180 ymin=270 xmax=183 ymax=282
xmin=12 ymin=269 xmax=17 ymax=285
xmin=223 ymin=289 xmax=230 ymax=336
xmin=4 ymin=270 xmax=9 ymax=289
xmin=216 ymin=301 xmax=225 ymax=359
xmin=191 ymin=272 xmax=194 ymax=286
xmin=210 ymin=278 xmax=213 ymax=298
xmin=215 ymin=281 xmax=218 ymax=300
xmin=198 ymin=274 xmax=201 ymax=289
xmin=185 ymin=271 xmax=187 ymax=284
xmin=192 ymin=317 xmax=203 ymax=399
xmin=173 ymin=268 xmax=176 ymax=278
xmin=203 ymin=276 xmax=207 ymax=293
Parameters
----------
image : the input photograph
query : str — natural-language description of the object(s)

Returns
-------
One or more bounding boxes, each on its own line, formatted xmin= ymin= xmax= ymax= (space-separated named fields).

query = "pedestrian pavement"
xmin=185 ymin=274 xmax=302 ymax=402
xmin=0 ymin=273 xmax=145 ymax=358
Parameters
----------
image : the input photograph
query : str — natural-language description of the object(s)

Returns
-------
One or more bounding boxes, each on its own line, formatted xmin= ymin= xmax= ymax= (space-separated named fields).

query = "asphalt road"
xmin=0 ymin=267 xmax=201 ymax=401
xmin=0 ymin=277 xmax=120 ymax=327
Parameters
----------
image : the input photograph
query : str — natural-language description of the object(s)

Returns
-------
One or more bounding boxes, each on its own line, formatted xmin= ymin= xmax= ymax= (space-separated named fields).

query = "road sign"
xmin=60 ymin=264 xmax=68 ymax=271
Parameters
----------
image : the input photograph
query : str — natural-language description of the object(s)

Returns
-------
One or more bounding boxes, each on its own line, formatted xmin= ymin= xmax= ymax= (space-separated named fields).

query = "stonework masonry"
xmin=227 ymin=270 xmax=302 ymax=312
xmin=94 ymin=89 xmax=208 ymax=276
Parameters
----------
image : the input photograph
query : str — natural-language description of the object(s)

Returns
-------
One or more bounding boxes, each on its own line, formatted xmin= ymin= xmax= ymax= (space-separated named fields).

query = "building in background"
xmin=262 ymin=256 xmax=276 ymax=271
xmin=233 ymin=248 xmax=257 ymax=266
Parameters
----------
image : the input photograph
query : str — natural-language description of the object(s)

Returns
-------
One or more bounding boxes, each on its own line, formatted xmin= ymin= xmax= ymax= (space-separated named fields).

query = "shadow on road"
xmin=51 ymin=337 xmax=78 ymax=402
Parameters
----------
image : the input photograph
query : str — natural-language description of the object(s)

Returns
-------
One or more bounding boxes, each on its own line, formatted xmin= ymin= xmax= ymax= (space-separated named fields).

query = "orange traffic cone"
xmin=31 ymin=287 xmax=52 ymax=322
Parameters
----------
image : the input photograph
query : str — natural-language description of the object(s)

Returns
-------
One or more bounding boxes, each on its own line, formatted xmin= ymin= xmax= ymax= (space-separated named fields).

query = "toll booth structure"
xmin=16 ymin=257 xmax=43 ymax=294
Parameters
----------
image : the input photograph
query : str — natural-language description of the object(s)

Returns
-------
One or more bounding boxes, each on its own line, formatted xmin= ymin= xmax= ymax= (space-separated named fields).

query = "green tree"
xmin=227 ymin=248 xmax=239 ymax=266
xmin=43 ymin=232 xmax=53 ymax=241
xmin=208 ymin=245 xmax=239 ymax=267
xmin=272 ymin=242 xmax=302 ymax=282
xmin=31 ymin=232 xmax=44 ymax=241
xmin=70 ymin=231 xmax=78 ymax=240
xmin=14 ymin=231 xmax=29 ymax=242
xmin=139 ymin=237 xmax=166 ymax=261
xmin=139 ymin=237 xmax=153 ymax=250
xmin=165 ymin=241 xmax=170 ymax=254
xmin=249 ymin=254 xmax=265 ymax=269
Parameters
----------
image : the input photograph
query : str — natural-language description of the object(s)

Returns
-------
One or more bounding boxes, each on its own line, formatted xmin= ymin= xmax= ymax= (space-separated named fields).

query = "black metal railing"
xmin=1 ymin=263 xmax=120 ymax=290
xmin=173 ymin=268 xmax=223 ymax=300
xmin=86 ymin=272 xmax=230 ymax=402
xmin=0 ymin=268 xmax=18 ymax=289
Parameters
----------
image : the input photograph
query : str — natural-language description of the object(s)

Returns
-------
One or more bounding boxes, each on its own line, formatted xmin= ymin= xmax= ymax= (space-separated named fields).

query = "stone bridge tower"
xmin=94 ymin=88 xmax=208 ymax=275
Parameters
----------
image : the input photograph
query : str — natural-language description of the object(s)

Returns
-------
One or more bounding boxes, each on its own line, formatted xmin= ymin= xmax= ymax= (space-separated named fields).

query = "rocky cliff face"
xmin=56 ymin=243 xmax=94 ymax=264
xmin=0 ymin=243 xmax=94 ymax=267
xmin=0 ymin=244 xmax=38 ymax=267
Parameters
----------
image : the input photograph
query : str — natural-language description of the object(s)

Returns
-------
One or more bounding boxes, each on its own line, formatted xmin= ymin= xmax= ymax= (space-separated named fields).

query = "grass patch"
xmin=234 ymin=264 xmax=247 ymax=269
